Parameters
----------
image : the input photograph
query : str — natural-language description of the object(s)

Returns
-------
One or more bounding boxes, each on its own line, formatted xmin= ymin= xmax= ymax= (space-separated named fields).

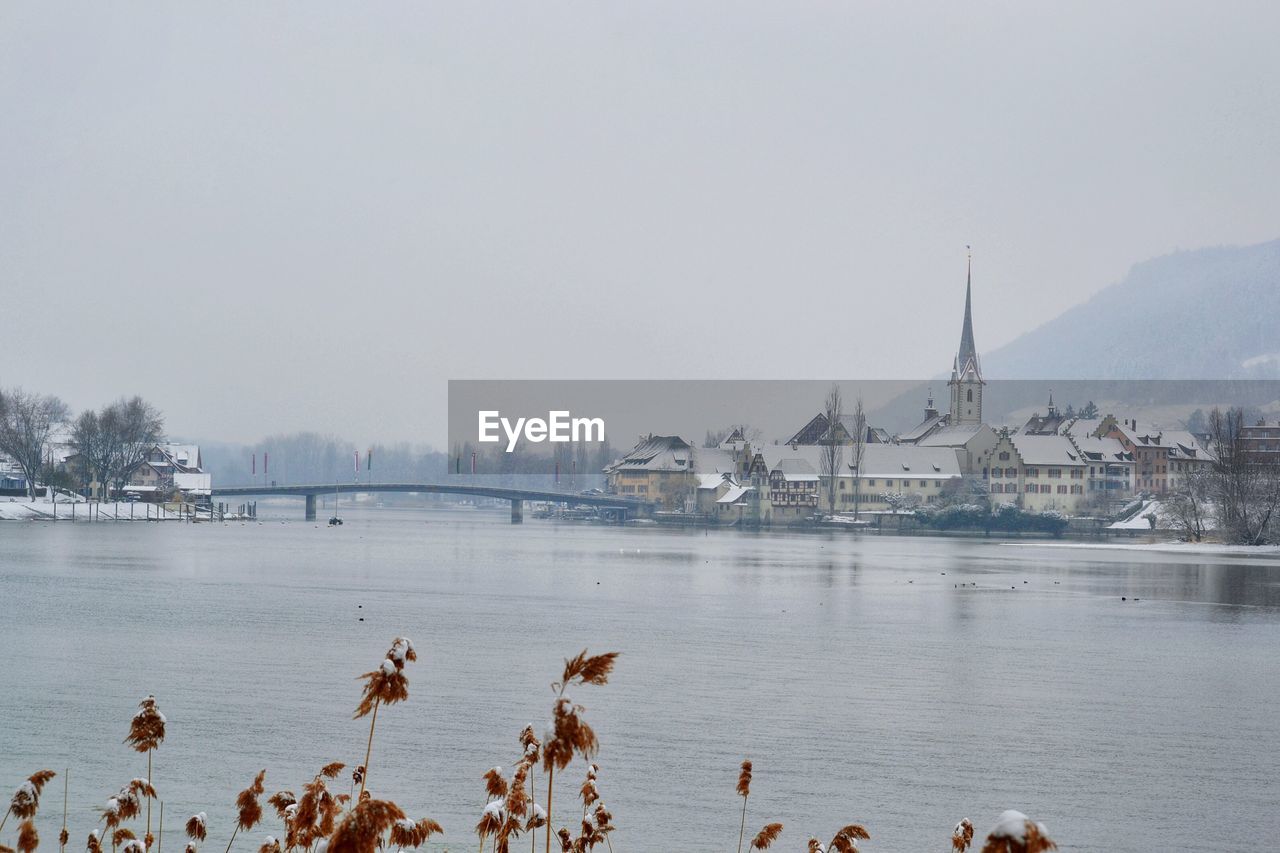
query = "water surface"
xmin=2 ymin=507 xmax=1278 ymax=852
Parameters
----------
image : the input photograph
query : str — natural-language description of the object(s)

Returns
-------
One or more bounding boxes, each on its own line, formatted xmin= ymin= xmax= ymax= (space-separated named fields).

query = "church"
xmin=897 ymin=256 xmax=998 ymax=473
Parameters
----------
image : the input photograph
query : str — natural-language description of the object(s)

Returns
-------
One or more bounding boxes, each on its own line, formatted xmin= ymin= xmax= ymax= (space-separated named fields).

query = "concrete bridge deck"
xmin=211 ymin=482 xmax=652 ymax=522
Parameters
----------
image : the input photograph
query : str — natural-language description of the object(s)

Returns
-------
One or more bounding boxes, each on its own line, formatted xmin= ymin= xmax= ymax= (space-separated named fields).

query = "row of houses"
xmin=601 ymin=261 xmax=1221 ymax=522
xmin=1 ymin=440 xmax=209 ymax=501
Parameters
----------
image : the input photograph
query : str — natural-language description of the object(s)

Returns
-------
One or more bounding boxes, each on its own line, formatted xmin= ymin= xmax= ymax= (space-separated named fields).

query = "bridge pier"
xmin=305 ymin=494 xmax=316 ymax=521
xmin=510 ymin=499 xmax=523 ymax=524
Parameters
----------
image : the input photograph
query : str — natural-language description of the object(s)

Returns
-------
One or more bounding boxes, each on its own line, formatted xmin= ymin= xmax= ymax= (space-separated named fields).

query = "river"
xmin=2 ymin=505 xmax=1278 ymax=852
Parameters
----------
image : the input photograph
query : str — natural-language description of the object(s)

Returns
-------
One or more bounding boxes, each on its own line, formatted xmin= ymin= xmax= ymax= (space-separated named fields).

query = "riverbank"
xmin=0 ymin=497 xmax=222 ymax=521
xmin=1002 ymin=540 xmax=1280 ymax=558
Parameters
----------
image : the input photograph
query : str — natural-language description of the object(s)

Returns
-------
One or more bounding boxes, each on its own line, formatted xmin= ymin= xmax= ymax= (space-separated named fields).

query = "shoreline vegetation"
xmin=2 ymin=638 xmax=1059 ymax=853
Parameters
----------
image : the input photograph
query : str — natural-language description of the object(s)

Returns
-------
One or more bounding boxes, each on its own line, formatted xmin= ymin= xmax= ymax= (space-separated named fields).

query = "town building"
xmin=1100 ymin=418 xmax=1214 ymax=494
xmin=982 ymin=431 xmax=1089 ymax=514
xmin=1239 ymin=419 xmax=1280 ymax=466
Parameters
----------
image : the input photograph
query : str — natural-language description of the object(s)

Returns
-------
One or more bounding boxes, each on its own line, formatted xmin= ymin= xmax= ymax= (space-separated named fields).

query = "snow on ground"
xmin=0 ymin=497 xmax=190 ymax=521
xmin=1004 ymin=540 xmax=1280 ymax=557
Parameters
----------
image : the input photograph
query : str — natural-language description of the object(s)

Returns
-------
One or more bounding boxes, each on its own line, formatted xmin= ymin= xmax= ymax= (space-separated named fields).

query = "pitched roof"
xmin=856 ymin=444 xmax=962 ymax=478
xmin=917 ymin=424 xmax=988 ymax=447
xmin=1007 ymin=434 xmax=1084 ymax=466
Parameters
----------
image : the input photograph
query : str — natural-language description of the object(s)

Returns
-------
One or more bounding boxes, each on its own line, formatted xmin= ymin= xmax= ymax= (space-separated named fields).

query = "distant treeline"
xmin=203 ymin=432 xmax=615 ymax=491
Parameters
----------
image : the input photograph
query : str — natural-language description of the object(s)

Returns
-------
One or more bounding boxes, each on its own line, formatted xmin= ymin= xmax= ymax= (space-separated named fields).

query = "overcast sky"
xmin=3 ymin=2 xmax=1279 ymax=445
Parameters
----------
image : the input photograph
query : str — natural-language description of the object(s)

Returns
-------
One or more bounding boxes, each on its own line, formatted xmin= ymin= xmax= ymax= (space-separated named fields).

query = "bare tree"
xmin=1207 ymin=407 xmax=1280 ymax=545
xmin=105 ymin=397 xmax=166 ymax=497
xmin=848 ymin=396 xmax=867 ymax=519
xmin=819 ymin=383 xmax=843 ymax=517
xmin=70 ymin=409 xmax=115 ymax=499
xmin=0 ymin=387 xmax=69 ymax=499
xmin=1165 ymin=465 xmax=1212 ymax=541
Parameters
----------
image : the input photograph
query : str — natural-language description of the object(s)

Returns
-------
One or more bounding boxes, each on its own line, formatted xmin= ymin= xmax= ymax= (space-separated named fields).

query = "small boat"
xmin=328 ymin=516 xmax=343 ymax=526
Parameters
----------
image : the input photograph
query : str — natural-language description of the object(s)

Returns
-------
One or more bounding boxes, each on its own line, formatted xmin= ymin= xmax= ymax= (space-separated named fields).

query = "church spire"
xmin=957 ymin=246 xmax=978 ymax=375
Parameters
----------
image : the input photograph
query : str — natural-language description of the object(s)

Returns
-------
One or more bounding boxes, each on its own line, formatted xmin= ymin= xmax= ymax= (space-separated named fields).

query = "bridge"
xmin=210 ymin=483 xmax=654 ymax=523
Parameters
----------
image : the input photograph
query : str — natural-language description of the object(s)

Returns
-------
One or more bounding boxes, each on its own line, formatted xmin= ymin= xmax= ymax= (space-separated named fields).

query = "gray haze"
xmin=4 ymin=2 xmax=1280 ymax=446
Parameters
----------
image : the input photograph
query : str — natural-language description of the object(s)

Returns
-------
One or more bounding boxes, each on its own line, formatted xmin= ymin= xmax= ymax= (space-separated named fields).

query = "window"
xmin=992 ymin=466 xmax=1002 ymax=478
xmin=991 ymin=483 xmax=1002 ymax=493
xmin=868 ymin=479 xmax=876 ymax=486
xmin=1057 ymin=485 xmax=1067 ymax=494
xmin=920 ymin=480 xmax=927 ymax=487
xmin=1026 ymin=468 xmax=1039 ymax=478
xmin=967 ymin=389 xmax=973 ymax=402
xmin=1049 ymin=469 xmax=1061 ymax=478
xmin=999 ymin=452 xmax=1010 ymax=461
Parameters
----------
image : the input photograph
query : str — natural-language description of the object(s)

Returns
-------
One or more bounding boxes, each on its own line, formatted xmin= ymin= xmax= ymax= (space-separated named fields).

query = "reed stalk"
xmin=358 ymin=700 xmax=379 ymax=801
xmin=61 ymin=770 xmax=69 ymax=853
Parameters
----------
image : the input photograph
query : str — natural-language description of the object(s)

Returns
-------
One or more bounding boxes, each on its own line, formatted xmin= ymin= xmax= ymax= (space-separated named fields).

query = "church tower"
xmin=949 ymin=250 xmax=984 ymax=425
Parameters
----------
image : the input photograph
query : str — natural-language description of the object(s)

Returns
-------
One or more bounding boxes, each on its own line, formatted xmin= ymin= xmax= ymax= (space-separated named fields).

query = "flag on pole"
xmin=252 ymin=453 xmax=256 ymax=475
xmin=354 ymin=451 xmax=360 ymax=472
xmin=367 ymin=448 xmax=372 ymax=473
xmin=471 ymin=451 xmax=477 ymax=474
xmin=455 ymin=455 xmax=460 ymax=475
xmin=264 ymin=452 xmax=269 ymax=475
xmin=555 ymin=459 xmax=560 ymax=484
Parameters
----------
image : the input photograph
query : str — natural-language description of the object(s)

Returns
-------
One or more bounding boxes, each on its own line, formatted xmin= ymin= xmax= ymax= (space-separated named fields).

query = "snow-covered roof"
xmin=855 ymin=444 xmax=962 ymax=478
xmin=1071 ymin=435 xmax=1132 ymax=463
xmin=1109 ymin=424 xmax=1215 ymax=461
xmin=696 ymin=472 xmax=737 ymax=491
xmin=603 ymin=435 xmax=695 ymax=473
xmin=898 ymin=413 xmax=947 ymax=443
xmin=916 ymin=424 xmax=987 ymax=447
xmin=716 ymin=485 xmax=753 ymax=504
xmin=1062 ymin=417 xmax=1103 ymax=437
xmin=1007 ymin=434 xmax=1084 ymax=466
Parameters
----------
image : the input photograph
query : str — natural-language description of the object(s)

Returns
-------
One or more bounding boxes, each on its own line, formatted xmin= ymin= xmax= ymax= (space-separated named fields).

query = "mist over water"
xmin=2 ymin=509 xmax=1278 ymax=852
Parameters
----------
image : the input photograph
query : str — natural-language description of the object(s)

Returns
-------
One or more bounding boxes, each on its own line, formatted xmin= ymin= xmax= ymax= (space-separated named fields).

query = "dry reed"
xmin=979 ymin=811 xmax=1056 ymax=853
xmin=60 ymin=771 xmax=69 ymax=853
xmin=125 ymin=698 xmax=165 ymax=851
xmin=16 ymin=821 xmax=37 ymax=853
xmin=353 ymin=638 xmax=417 ymax=802
xmin=4 ymin=770 xmax=58 ymax=835
xmin=541 ymin=650 xmax=618 ymax=853
xmin=184 ymin=815 xmax=206 ymax=844
xmin=387 ymin=818 xmax=442 ymax=852
xmin=953 ymin=818 xmax=974 ymax=852
xmin=327 ymin=798 xmax=404 ymax=853
xmin=221 ymin=771 xmax=266 ymax=853
xmin=748 ymin=823 xmax=783 ymax=851
xmin=735 ymin=760 xmax=752 ymax=853
xmin=85 ymin=832 xmax=101 ymax=853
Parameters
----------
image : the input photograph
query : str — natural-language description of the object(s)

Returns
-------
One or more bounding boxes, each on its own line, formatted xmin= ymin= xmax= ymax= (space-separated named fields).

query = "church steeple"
xmin=949 ymin=247 xmax=984 ymax=426
xmin=956 ymin=250 xmax=979 ymax=378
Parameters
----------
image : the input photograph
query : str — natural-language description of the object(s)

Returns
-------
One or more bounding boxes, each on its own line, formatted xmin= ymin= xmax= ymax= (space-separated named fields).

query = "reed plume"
xmin=353 ymin=638 xmax=417 ymax=801
xmin=474 ymin=799 xmax=505 ymax=853
xmin=119 ymin=841 xmax=145 ymax=853
xmin=266 ymin=795 xmax=295 ymax=824
xmin=328 ymin=798 xmax=405 ymax=853
xmin=112 ymin=831 xmax=135 ymax=848
xmin=749 ymin=823 xmax=782 ymax=850
xmin=804 ymin=824 xmax=868 ymax=853
xmin=17 ymin=820 xmax=38 ymax=853
xmin=86 ymin=832 xmax=101 ymax=853
xmin=126 ymin=697 xmax=166 ymax=851
xmin=387 ymin=818 xmax=442 ymax=851
xmin=541 ymin=651 xmax=618 ymax=853
xmin=289 ymin=766 xmax=345 ymax=851
xmin=256 ymin=837 xmax=280 ymax=853
xmin=483 ymin=769 xmax=508 ymax=801
xmin=953 ymin=818 xmax=974 ymax=852
xmin=4 ymin=770 xmax=57 ymax=833
xmin=735 ymin=760 xmax=752 ymax=853
xmin=221 ymin=771 xmax=266 ymax=853
xmin=184 ymin=816 xmax=206 ymax=844
xmin=184 ymin=845 xmax=196 ymax=853
xmin=980 ymin=811 xmax=1056 ymax=853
